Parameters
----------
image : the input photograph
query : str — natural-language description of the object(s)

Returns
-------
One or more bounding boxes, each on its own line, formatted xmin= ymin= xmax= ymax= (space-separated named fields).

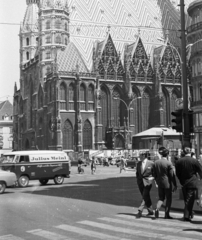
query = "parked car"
xmin=0 ymin=169 xmax=17 ymax=194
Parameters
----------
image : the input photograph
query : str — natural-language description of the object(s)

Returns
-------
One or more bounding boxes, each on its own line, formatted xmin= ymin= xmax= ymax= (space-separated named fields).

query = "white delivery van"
xmin=1 ymin=150 xmax=71 ymax=187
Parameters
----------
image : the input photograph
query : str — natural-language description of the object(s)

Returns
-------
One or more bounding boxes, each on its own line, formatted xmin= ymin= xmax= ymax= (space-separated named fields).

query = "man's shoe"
xmin=164 ymin=215 xmax=173 ymax=219
xmin=155 ymin=209 xmax=159 ymax=218
xmin=136 ymin=210 xmax=142 ymax=218
xmin=190 ymin=211 xmax=194 ymax=219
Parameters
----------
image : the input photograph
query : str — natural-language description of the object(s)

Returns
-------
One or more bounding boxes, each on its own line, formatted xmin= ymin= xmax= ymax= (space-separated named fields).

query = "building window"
xmin=26 ymin=52 xmax=29 ymax=60
xmin=200 ymin=83 xmax=202 ymax=99
xmin=83 ymin=120 xmax=92 ymax=150
xmin=60 ymin=83 xmax=67 ymax=110
xmin=55 ymin=20 xmax=61 ymax=29
xmin=46 ymin=51 xmax=51 ymax=59
xmin=65 ymin=22 xmax=68 ymax=31
xmin=46 ymin=66 xmax=51 ymax=75
xmin=26 ymin=38 xmax=29 ymax=46
xmin=142 ymin=91 xmax=150 ymax=131
xmin=88 ymin=85 xmax=94 ymax=111
xmin=69 ymin=84 xmax=74 ymax=110
xmin=63 ymin=120 xmax=73 ymax=150
xmin=56 ymin=35 xmax=61 ymax=44
xmin=46 ymin=36 xmax=51 ymax=44
xmin=65 ymin=38 xmax=68 ymax=45
xmin=198 ymin=60 xmax=202 ymax=75
xmin=46 ymin=21 xmax=51 ymax=29
xmin=80 ymin=84 xmax=85 ymax=110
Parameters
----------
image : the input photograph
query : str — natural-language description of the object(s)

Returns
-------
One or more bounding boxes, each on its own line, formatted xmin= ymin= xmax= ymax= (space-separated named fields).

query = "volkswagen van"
xmin=1 ymin=150 xmax=71 ymax=187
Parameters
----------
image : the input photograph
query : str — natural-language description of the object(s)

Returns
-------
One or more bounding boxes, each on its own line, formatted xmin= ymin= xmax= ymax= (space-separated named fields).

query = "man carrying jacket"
xmin=175 ymin=147 xmax=202 ymax=221
xmin=136 ymin=152 xmax=154 ymax=217
xmin=152 ymin=147 xmax=177 ymax=219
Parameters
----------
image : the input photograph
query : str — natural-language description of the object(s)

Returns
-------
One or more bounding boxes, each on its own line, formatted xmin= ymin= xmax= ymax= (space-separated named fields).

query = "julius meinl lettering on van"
xmin=30 ymin=156 xmax=67 ymax=161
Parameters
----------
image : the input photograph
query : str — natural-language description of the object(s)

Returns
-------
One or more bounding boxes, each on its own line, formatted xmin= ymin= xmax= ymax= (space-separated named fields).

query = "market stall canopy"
xmin=134 ymin=127 xmax=180 ymax=137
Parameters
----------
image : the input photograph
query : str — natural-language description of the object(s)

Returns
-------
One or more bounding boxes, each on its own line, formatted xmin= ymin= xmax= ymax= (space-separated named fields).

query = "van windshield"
xmin=2 ymin=155 xmax=16 ymax=163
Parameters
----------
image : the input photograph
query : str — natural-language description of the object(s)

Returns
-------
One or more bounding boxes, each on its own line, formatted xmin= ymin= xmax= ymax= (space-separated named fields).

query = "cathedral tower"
xmin=37 ymin=0 xmax=70 ymax=81
xmin=19 ymin=0 xmax=39 ymax=66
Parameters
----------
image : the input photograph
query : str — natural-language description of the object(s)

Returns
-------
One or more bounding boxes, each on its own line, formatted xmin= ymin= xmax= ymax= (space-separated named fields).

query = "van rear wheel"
xmin=54 ymin=176 xmax=64 ymax=185
xmin=0 ymin=182 xmax=6 ymax=194
xmin=18 ymin=175 xmax=29 ymax=188
xmin=39 ymin=179 xmax=49 ymax=185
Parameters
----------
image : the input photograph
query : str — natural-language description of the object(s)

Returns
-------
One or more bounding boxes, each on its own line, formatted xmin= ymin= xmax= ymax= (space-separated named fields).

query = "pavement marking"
xmin=78 ymin=220 xmax=199 ymax=240
xmin=0 ymin=235 xmax=25 ymax=240
xmin=99 ymin=217 xmax=202 ymax=238
xmin=27 ymin=229 xmax=72 ymax=240
xmin=56 ymin=224 xmax=131 ymax=240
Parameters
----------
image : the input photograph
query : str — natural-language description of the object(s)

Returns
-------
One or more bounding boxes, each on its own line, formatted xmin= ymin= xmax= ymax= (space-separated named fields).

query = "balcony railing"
xmin=187 ymin=22 xmax=202 ymax=34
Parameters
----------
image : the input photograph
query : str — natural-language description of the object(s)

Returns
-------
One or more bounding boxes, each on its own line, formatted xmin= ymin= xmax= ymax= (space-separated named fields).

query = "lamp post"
xmin=113 ymin=96 xmax=141 ymax=150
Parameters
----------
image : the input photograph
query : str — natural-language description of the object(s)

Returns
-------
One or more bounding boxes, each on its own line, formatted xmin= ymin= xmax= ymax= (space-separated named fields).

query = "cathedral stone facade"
xmin=13 ymin=0 xmax=189 ymax=153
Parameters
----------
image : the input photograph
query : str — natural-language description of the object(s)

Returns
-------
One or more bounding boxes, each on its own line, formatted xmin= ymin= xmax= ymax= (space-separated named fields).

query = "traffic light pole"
xmin=180 ymin=0 xmax=191 ymax=147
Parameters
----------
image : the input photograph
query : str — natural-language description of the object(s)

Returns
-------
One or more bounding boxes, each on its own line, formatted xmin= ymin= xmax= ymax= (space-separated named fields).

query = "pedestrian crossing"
xmin=0 ymin=211 xmax=202 ymax=240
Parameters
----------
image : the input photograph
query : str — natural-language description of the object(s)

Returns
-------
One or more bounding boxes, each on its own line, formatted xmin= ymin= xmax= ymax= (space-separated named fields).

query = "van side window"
xmin=19 ymin=156 xmax=29 ymax=162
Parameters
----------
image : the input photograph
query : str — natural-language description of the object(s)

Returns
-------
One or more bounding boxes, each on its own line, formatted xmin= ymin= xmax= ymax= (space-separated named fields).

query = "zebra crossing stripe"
xmin=0 ymin=235 xmax=24 ymax=240
xmin=27 ymin=229 xmax=71 ymax=240
xmin=56 ymin=224 xmax=131 ymax=240
xmin=78 ymin=220 xmax=197 ymax=240
xmin=99 ymin=217 xmax=202 ymax=238
xmin=117 ymin=214 xmax=202 ymax=229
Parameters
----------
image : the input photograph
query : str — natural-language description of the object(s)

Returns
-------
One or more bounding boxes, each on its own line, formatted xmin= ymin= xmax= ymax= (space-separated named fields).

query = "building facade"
xmin=13 ymin=0 xmax=193 ymax=154
xmin=187 ymin=0 xmax=202 ymax=156
xmin=0 ymin=100 xmax=13 ymax=155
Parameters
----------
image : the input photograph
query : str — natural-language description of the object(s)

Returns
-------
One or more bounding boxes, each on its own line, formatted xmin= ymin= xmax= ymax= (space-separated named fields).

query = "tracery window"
xmin=26 ymin=52 xmax=29 ymax=60
xmin=69 ymin=83 xmax=74 ymax=110
xmin=83 ymin=120 xmax=92 ymax=150
xmin=62 ymin=120 xmax=73 ymax=150
xmin=60 ymin=83 xmax=67 ymax=110
xmin=80 ymin=84 xmax=85 ymax=110
xmin=26 ymin=38 xmax=29 ymax=46
xmin=101 ymin=88 xmax=108 ymax=140
xmin=162 ymin=93 xmax=167 ymax=127
xmin=88 ymin=85 xmax=94 ymax=111
xmin=131 ymin=93 xmax=138 ymax=134
xmin=112 ymin=90 xmax=121 ymax=127
xmin=46 ymin=51 xmax=51 ymax=59
xmin=142 ymin=91 xmax=150 ymax=131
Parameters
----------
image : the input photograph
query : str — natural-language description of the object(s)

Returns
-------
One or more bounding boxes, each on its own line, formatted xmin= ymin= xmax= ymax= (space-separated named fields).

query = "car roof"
xmin=3 ymin=150 xmax=67 ymax=156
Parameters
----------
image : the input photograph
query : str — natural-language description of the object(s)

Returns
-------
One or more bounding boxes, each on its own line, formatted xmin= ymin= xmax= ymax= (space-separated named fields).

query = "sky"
xmin=0 ymin=0 xmax=26 ymax=103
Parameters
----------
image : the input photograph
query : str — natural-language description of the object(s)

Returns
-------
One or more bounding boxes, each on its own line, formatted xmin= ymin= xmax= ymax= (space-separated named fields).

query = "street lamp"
xmin=113 ymin=96 xmax=141 ymax=129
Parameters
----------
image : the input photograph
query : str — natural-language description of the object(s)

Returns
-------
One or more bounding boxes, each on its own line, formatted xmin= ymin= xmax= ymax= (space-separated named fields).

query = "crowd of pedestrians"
xmin=136 ymin=146 xmax=202 ymax=222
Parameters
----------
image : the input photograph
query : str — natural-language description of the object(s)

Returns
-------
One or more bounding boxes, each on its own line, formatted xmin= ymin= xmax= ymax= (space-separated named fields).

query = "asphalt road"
xmin=0 ymin=165 xmax=202 ymax=240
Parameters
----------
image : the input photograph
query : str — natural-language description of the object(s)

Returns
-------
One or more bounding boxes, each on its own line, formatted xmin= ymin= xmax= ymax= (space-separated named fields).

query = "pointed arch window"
xmin=88 ymin=85 xmax=94 ymax=111
xmin=131 ymin=93 xmax=138 ymax=134
xmin=60 ymin=83 xmax=67 ymax=110
xmin=101 ymin=88 xmax=108 ymax=141
xmin=63 ymin=120 xmax=73 ymax=150
xmin=65 ymin=22 xmax=68 ymax=31
xmin=162 ymin=93 xmax=167 ymax=127
xmin=142 ymin=91 xmax=150 ymax=131
xmin=46 ymin=21 xmax=51 ymax=29
xmin=65 ymin=38 xmax=68 ymax=45
xmin=80 ymin=84 xmax=86 ymax=110
xmin=112 ymin=90 xmax=121 ymax=127
xmin=170 ymin=92 xmax=177 ymax=113
xmin=69 ymin=83 xmax=74 ymax=110
xmin=83 ymin=120 xmax=92 ymax=150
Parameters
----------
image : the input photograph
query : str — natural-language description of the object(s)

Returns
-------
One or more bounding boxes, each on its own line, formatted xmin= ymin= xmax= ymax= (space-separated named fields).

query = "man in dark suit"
xmin=136 ymin=152 xmax=154 ymax=217
xmin=175 ymin=147 xmax=202 ymax=221
xmin=152 ymin=147 xmax=177 ymax=219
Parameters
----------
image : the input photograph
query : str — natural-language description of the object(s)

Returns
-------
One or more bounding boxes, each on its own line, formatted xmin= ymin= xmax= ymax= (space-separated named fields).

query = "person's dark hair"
xmin=159 ymin=147 xmax=169 ymax=157
xmin=183 ymin=147 xmax=191 ymax=155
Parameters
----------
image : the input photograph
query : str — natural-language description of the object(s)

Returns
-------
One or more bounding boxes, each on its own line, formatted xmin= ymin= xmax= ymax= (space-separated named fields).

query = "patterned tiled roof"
xmin=57 ymin=42 xmax=89 ymax=73
xmin=0 ymin=100 xmax=13 ymax=119
xmin=21 ymin=1 xmax=38 ymax=33
xmin=67 ymin=0 xmax=193 ymax=70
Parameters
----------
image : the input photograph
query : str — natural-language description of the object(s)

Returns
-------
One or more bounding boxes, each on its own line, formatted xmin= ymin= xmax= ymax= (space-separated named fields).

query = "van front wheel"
xmin=54 ymin=176 xmax=64 ymax=185
xmin=39 ymin=179 xmax=49 ymax=185
xmin=18 ymin=175 xmax=29 ymax=187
